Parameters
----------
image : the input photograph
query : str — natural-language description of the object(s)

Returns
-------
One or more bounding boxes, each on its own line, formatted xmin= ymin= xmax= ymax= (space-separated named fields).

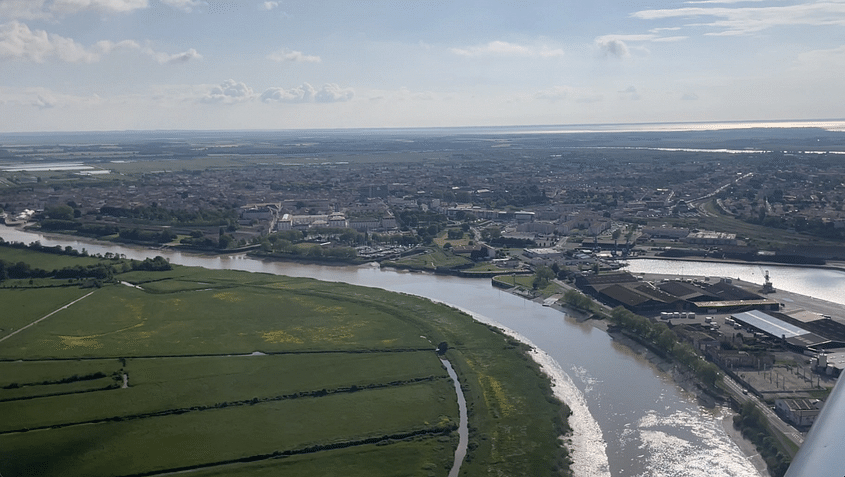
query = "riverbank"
xmin=0 ymin=247 xmax=570 ymax=477
xmin=608 ymin=328 xmax=769 ymax=473
xmin=0 ymin=224 xmax=780 ymax=476
xmin=517 ymin=287 xmax=771 ymax=476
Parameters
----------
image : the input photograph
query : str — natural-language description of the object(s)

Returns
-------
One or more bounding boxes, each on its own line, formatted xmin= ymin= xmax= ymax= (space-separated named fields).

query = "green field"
xmin=0 ymin=246 xmax=108 ymax=270
xmin=0 ymin=246 xmax=570 ymax=476
xmin=383 ymin=247 xmax=473 ymax=271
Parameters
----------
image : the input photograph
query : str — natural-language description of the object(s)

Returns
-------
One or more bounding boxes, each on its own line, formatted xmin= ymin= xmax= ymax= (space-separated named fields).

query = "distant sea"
xmin=1 ymin=118 xmax=845 ymax=140
xmin=438 ymin=119 xmax=845 ymax=135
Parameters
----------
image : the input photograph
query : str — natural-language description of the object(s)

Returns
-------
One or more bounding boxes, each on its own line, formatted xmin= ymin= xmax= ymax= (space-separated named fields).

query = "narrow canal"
xmin=440 ymin=358 xmax=468 ymax=477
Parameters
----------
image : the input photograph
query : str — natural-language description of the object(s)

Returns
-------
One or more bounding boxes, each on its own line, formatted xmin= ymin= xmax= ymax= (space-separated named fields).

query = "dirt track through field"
xmin=0 ymin=290 xmax=96 ymax=344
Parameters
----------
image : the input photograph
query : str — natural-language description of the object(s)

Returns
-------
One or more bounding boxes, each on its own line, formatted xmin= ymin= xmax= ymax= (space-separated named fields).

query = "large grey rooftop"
xmin=732 ymin=310 xmax=810 ymax=339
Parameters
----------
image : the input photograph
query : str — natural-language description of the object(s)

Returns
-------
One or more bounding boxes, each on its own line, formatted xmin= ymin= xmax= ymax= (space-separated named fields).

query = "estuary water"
xmin=623 ymin=259 xmax=845 ymax=307
xmin=0 ymin=226 xmax=769 ymax=476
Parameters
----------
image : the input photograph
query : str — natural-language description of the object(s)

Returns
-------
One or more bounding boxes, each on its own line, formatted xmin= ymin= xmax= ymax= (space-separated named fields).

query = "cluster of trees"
xmin=478 ymin=225 xmax=535 ymax=248
xmin=0 ymin=260 xmax=117 ymax=282
xmin=733 ymin=401 xmax=791 ymax=476
xmin=99 ymin=205 xmax=238 ymax=227
xmin=737 ymin=202 xmax=845 ymax=239
xmin=0 ymin=240 xmax=172 ymax=282
xmin=254 ymin=230 xmax=357 ymax=262
xmin=118 ymin=228 xmax=176 ymax=244
xmin=256 ymin=230 xmax=305 ymax=253
xmin=0 ymin=240 xmax=90 ymax=257
xmin=255 ymin=243 xmax=357 ymax=262
xmin=179 ymin=232 xmax=218 ymax=249
xmin=0 ymin=254 xmax=171 ymax=282
xmin=39 ymin=220 xmax=119 ymax=237
xmin=396 ymin=210 xmax=449 ymax=244
xmin=562 ymin=289 xmax=595 ymax=312
xmin=256 ymin=228 xmax=420 ymax=254
xmin=608 ymin=307 xmax=721 ymax=389
xmin=475 ymin=184 xmax=548 ymax=208
xmin=2 ymin=372 xmax=110 ymax=389
xmin=38 ymin=204 xmax=114 ymax=237
xmin=43 ymin=204 xmax=79 ymax=220
xmin=532 ymin=266 xmax=555 ymax=290
xmin=177 ymin=229 xmax=240 ymax=250
xmin=133 ymin=256 xmax=172 ymax=271
xmin=489 ymin=236 xmax=535 ymax=248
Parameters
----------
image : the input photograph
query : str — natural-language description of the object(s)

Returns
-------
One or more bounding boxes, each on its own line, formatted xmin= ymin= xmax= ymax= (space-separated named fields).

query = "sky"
xmin=0 ymin=0 xmax=844 ymax=132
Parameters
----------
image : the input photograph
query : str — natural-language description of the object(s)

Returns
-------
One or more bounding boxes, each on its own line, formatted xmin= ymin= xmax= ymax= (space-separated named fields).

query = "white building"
xmin=683 ymin=230 xmax=737 ymax=246
xmin=328 ymin=213 xmax=348 ymax=228
xmin=514 ymin=211 xmax=535 ymax=223
xmin=775 ymin=399 xmax=822 ymax=427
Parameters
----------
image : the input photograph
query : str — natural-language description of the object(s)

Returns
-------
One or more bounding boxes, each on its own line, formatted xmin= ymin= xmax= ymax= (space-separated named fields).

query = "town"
xmin=2 ymin=127 xmax=845 ymax=474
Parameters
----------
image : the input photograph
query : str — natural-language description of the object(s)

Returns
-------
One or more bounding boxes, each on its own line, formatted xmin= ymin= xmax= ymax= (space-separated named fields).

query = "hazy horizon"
xmin=2 ymin=118 xmax=845 ymax=138
xmin=2 ymin=1 xmax=845 ymax=133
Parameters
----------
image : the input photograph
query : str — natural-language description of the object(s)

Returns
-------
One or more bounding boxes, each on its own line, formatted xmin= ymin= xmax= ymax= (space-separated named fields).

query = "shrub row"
xmin=733 ymin=401 xmax=791 ymax=476
xmin=1 ymin=375 xmax=443 ymax=435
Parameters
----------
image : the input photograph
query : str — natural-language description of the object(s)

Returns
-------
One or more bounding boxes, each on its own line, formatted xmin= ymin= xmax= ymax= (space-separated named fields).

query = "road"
xmin=691 ymin=172 xmax=754 ymax=217
xmin=722 ymin=373 xmax=805 ymax=450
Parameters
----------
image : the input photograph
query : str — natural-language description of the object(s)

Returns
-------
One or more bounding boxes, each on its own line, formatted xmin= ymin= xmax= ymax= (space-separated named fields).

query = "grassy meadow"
xmin=0 ymin=245 xmax=570 ymax=476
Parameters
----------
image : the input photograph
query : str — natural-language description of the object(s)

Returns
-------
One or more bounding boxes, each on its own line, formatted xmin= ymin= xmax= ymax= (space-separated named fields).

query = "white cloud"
xmin=0 ymin=0 xmax=50 ymax=20
xmin=684 ymin=0 xmax=767 ymax=3
xmin=619 ymin=86 xmax=641 ymax=100
xmin=366 ymin=87 xmax=440 ymax=103
xmin=794 ymin=44 xmax=845 ymax=78
xmin=159 ymin=0 xmax=204 ymax=13
xmin=94 ymin=39 xmax=140 ymax=54
xmin=0 ymin=86 xmax=104 ymax=109
xmin=594 ymin=33 xmax=680 ymax=56
xmin=597 ymin=34 xmax=658 ymax=42
xmin=682 ymin=92 xmax=699 ymax=100
xmin=595 ymin=37 xmax=630 ymax=58
xmin=260 ymin=1 xmax=279 ymax=10
xmin=632 ymin=2 xmax=845 ymax=36
xmin=0 ymin=22 xmax=201 ymax=64
xmin=450 ymin=40 xmax=564 ymax=58
xmin=203 ymin=79 xmax=255 ymax=103
xmin=1 ymin=0 xmax=150 ymax=19
xmin=798 ymin=44 xmax=845 ymax=62
xmin=51 ymin=0 xmax=149 ymax=15
xmin=33 ymin=93 xmax=56 ymax=109
xmin=535 ymin=86 xmax=574 ymax=101
xmin=260 ymin=83 xmax=316 ymax=102
xmin=649 ymin=27 xmax=682 ymax=33
xmin=652 ymin=36 xmax=688 ymax=42
xmin=534 ymin=85 xmax=603 ymax=104
xmin=97 ymin=40 xmax=201 ymax=64
xmin=395 ymin=87 xmax=435 ymax=101
xmin=596 ymin=33 xmax=686 ymax=45
xmin=314 ymin=83 xmax=354 ymax=102
xmin=267 ymin=48 xmax=320 ymax=63
xmin=0 ymin=21 xmax=99 ymax=62
xmin=260 ymin=83 xmax=354 ymax=103
xmin=148 ymin=47 xmax=202 ymax=64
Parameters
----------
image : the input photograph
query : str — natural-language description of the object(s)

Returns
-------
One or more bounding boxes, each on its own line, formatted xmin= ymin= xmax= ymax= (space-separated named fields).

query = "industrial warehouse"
xmin=577 ymin=272 xmax=845 ymax=374
xmin=576 ymin=272 xmax=780 ymax=314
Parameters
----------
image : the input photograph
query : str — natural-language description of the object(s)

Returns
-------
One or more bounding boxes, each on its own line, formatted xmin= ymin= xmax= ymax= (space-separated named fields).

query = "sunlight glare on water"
xmin=636 ymin=409 xmax=762 ymax=477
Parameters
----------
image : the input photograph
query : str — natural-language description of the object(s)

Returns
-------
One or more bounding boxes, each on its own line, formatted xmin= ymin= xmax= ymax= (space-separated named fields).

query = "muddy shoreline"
xmin=531 ymin=292 xmax=771 ymax=475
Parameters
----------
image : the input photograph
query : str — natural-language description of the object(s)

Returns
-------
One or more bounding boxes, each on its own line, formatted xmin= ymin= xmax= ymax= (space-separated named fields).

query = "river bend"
xmin=0 ymin=226 xmax=773 ymax=476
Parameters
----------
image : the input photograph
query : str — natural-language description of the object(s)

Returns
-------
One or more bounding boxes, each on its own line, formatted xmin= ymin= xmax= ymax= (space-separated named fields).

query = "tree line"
xmin=0 ymin=240 xmax=171 ymax=283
